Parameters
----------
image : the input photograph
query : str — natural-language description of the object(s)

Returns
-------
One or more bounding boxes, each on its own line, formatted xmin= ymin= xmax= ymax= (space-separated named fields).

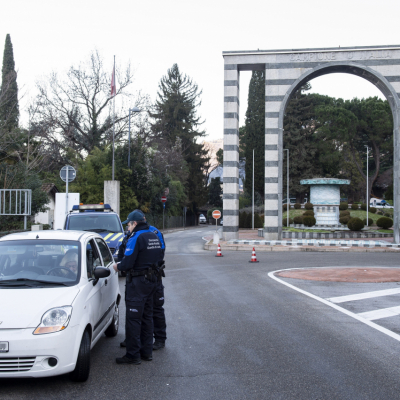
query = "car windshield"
xmin=0 ymin=240 xmax=81 ymax=287
xmin=68 ymin=214 xmax=121 ymax=233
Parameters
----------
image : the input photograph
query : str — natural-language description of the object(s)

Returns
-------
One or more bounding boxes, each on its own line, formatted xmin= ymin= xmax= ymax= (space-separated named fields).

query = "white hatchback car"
xmin=0 ymin=230 xmax=121 ymax=382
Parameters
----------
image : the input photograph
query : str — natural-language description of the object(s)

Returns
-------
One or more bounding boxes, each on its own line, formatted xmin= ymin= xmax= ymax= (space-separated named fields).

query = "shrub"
xmin=244 ymin=212 xmax=252 ymax=228
xmin=293 ymin=216 xmax=303 ymax=224
xmin=304 ymin=202 xmax=313 ymax=210
xmin=303 ymin=216 xmax=316 ymax=227
xmin=303 ymin=210 xmax=314 ymax=216
xmin=339 ymin=216 xmax=351 ymax=225
xmin=377 ymin=210 xmax=384 ymax=215
xmin=347 ymin=217 xmax=365 ymax=231
xmin=360 ymin=203 xmax=367 ymax=211
xmin=239 ymin=212 xmax=247 ymax=228
xmin=363 ymin=218 xmax=373 ymax=226
xmin=339 ymin=202 xmax=348 ymax=210
xmin=283 ymin=204 xmax=289 ymax=212
xmin=340 ymin=210 xmax=350 ymax=217
xmin=369 ymin=207 xmax=377 ymax=214
xmin=351 ymin=203 xmax=359 ymax=210
xmin=294 ymin=203 xmax=301 ymax=209
xmin=254 ymin=213 xmax=263 ymax=228
xmin=384 ymin=212 xmax=392 ymax=218
xmin=282 ymin=218 xmax=294 ymax=227
xmin=376 ymin=217 xmax=393 ymax=229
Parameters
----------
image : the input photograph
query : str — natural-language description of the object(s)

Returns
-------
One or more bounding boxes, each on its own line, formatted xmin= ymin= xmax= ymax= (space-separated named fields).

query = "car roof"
xmin=68 ymin=211 xmax=119 ymax=216
xmin=0 ymin=230 xmax=101 ymax=242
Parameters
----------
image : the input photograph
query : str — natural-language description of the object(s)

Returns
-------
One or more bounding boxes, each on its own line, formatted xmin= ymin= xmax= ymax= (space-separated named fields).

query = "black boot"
xmin=120 ymin=339 xmax=126 ymax=347
xmin=153 ymin=340 xmax=165 ymax=350
xmin=116 ymin=355 xmax=141 ymax=365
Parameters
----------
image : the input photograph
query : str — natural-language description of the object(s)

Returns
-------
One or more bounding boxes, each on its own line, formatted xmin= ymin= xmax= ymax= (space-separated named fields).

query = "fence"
xmin=0 ymin=189 xmax=32 ymax=230
xmin=146 ymin=214 xmax=197 ymax=230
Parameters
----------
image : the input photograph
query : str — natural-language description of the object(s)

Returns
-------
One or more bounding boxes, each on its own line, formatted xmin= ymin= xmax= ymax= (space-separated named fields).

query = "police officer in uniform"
xmin=119 ymin=210 xmax=167 ymax=350
xmin=113 ymin=210 xmax=163 ymax=365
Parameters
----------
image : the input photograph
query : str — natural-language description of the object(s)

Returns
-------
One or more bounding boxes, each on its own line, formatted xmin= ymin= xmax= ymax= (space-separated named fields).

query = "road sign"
xmin=212 ymin=210 xmax=221 ymax=219
xmin=161 ymin=196 xmax=167 ymax=203
xmin=60 ymin=165 xmax=76 ymax=183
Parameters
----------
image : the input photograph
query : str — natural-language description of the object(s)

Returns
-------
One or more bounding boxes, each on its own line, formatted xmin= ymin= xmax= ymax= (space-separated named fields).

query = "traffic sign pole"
xmin=65 ymin=166 xmax=69 ymax=217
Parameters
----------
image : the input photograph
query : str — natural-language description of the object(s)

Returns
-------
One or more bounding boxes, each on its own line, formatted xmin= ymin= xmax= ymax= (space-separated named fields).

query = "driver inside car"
xmin=59 ymin=252 xmax=79 ymax=277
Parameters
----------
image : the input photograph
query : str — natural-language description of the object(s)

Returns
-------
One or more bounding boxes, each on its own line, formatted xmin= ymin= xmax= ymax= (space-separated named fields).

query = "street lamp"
xmin=365 ymin=145 xmax=369 ymax=226
xmin=284 ymin=149 xmax=289 ymax=228
xmin=128 ymin=107 xmax=142 ymax=167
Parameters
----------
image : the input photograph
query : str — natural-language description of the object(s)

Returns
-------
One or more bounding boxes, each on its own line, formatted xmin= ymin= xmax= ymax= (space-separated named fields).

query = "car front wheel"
xmin=70 ymin=330 xmax=91 ymax=382
xmin=104 ymin=303 xmax=119 ymax=337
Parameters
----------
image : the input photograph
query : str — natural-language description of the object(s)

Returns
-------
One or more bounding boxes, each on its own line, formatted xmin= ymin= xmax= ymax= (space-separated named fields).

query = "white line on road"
xmin=328 ymin=288 xmax=400 ymax=304
xmin=268 ymin=268 xmax=400 ymax=343
xmin=358 ymin=305 xmax=400 ymax=321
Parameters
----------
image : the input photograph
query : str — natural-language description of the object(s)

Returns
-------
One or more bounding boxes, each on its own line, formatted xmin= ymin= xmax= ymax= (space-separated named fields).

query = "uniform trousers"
xmin=153 ymin=279 xmax=167 ymax=342
xmin=125 ymin=275 xmax=157 ymax=359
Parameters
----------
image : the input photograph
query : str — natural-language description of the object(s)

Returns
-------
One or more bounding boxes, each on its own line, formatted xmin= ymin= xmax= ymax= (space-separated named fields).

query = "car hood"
xmin=0 ymin=286 xmax=80 ymax=329
xmin=100 ymin=232 xmax=124 ymax=250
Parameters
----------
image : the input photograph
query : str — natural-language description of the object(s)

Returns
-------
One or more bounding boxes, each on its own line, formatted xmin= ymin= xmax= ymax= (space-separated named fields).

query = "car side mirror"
xmin=93 ymin=266 xmax=111 ymax=279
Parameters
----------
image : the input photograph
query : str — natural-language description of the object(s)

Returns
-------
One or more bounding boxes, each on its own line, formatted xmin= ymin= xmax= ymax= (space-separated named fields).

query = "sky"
xmin=2 ymin=0 xmax=399 ymax=141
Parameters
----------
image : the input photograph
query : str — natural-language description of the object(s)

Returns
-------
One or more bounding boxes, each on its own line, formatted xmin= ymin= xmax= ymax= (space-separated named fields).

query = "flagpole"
xmin=112 ymin=55 xmax=115 ymax=181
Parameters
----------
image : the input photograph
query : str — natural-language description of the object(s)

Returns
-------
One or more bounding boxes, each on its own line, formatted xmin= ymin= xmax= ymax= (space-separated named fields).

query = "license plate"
xmin=0 ymin=342 xmax=9 ymax=353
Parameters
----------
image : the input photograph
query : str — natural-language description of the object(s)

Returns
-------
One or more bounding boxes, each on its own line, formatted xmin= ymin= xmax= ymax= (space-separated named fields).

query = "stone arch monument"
xmin=222 ymin=45 xmax=400 ymax=243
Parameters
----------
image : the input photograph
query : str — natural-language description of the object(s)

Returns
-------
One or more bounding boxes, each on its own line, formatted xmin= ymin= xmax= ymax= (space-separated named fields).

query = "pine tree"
xmin=0 ymin=34 xmax=19 ymax=130
xmin=150 ymin=64 xmax=209 ymax=210
xmin=244 ymin=71 xmax=265 ymax=197
xmin=208 ymin=177 xmax=222 ymax=207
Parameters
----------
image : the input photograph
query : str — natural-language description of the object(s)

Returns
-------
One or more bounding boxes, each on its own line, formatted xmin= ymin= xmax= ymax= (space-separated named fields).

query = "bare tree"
xmin=33 ymin=50 xmax=149 ymax=162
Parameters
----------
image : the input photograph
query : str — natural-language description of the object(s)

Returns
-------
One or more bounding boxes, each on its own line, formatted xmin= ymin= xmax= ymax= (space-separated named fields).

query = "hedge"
xmin=293 ymin=216 xmax=303 ymax=224
xmin=351 ymin=204 xmax=359 ymax=210
xmin=304 ymin=202 xmax=314 ymax=210
xmin=294 ymin=203 xmax=301 ymax=209
xmin=347 ymin=217 xmax=364 ymax=231
xmin=360 ymin=203 xmax=367 ymax=211
xmin=376 ymin=217 xmax=393 ymax=229
xmin=369 ymin=207 xmax=377 ymax=214
xmin=282 ymin=218 xmax=294 ymax=227
xmin=303 ymin=210 xmax=314 ymax=216
xmin=340 ymin=210 xmax=350 ymax=217
xmin=363 ymin=218 xmax=373 ymax=226
xmin=303 ymin=216 xmax=316 ymax=227
xmin=339 ymin=202 xmax=348 ymax=210
xmin=339 ymin=216 xmax=351 ymax=225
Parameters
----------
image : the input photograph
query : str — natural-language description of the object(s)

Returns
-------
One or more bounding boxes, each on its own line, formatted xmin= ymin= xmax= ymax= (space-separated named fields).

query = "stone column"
xmin=104 ymin=180 xmax=120 ymax=216
xmin=393 ymin=110 xmax=400 ymax=244
xmin=223 ymin=64 xmax=240 ymax=241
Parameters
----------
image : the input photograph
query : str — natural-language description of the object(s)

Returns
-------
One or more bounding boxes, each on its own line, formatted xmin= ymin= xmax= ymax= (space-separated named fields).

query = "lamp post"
xmin=252 ymin=149 xmax=254 ymax=230
xmin=284 ymin=149 xmax=289 ymax=228
xmin=128 ymin=107 xmax=142 ymax=167
xmin=365 ymin=145 xmax=369 ymax=226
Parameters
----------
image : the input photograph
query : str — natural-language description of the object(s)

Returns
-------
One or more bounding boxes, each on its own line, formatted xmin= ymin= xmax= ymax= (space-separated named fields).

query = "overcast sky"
xmin=2 ymin=0 xmax=399 ymax=141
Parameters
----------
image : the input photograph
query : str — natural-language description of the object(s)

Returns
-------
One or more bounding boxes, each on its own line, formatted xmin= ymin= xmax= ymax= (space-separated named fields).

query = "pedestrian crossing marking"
xmin=328 ymin=288 xmax=400 ymax=304
xmin=358 ymin=305 xmax=400 ymax=321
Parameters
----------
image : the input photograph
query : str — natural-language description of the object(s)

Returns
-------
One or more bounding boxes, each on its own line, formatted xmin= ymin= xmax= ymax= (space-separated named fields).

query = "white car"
xmin=0 ymin=230 xmax=121 ymax=381
xmin=199 ymin=215 xmax=207 ymax=224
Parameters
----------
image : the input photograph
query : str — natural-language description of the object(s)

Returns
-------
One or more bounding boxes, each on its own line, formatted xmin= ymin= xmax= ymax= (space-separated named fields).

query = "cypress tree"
xmin=150 ymin=64 xmax=209 ymax=210
xmin=244 ymin=71 xmax=265 ymax=197
xmin=0 ymin=34 xmax=19 ymax=130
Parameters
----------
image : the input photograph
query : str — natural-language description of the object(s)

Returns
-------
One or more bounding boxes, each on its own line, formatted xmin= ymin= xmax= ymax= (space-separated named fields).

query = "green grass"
xmin=349 ymin=210 xmax=392 ymax=225
xmin=373 ymin=229 xmax=393 ymax=234
xmin=283 ymin=227 xmax=331 ymax=233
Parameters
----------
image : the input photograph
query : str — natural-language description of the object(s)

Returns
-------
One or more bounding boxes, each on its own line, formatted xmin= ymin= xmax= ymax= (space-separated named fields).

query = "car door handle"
xmin=105 ymin=279 xmax=108 ymax=286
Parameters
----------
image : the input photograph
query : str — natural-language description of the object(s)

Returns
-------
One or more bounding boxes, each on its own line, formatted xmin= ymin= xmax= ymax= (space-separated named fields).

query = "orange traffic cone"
xmin=215 ymin=243 xmax=223 ymax=257
xmin=249 ymin=247 xmax=259 ymax=263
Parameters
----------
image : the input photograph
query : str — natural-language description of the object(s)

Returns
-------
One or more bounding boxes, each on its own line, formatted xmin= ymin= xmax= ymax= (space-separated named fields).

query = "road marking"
xmin=328 ymin=288 xmax=400 ymax=303
xmin=358 ymin=305 xmax=400 ymax=321
xmin=268 ymin=268 xmax=400 ymax=343
xmin=196 ymin=231 xmax=202 ymax=233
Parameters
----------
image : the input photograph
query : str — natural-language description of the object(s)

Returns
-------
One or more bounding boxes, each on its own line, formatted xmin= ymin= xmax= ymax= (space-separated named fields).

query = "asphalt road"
xmin=2 ymin=226 xmax=400 ymax=399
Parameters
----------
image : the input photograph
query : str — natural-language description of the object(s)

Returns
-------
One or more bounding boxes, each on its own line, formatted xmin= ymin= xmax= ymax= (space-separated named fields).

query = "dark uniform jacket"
xmin=117 ymin=222 xmax=163 ymax=272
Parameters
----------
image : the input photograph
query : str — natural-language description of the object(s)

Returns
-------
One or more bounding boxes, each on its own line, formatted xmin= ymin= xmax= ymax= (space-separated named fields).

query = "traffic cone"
xmin=215 ymin=243 xmax=223 ymax=257
xmin=249 ymin=247 xmax=259 ymax=263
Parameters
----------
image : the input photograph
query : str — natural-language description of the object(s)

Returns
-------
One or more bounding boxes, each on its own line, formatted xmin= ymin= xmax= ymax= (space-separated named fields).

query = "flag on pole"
xmin=110 ymin=65 xmax=116 ymax=97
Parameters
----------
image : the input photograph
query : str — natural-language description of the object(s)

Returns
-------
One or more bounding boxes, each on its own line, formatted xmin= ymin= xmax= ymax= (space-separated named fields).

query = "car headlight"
xmin=33 ymin=306 xmax=72 ymax=335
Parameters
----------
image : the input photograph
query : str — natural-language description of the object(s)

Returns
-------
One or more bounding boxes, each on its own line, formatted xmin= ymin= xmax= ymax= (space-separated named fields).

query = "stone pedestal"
xmin=104 ymin=180 xmax=120 ymax=216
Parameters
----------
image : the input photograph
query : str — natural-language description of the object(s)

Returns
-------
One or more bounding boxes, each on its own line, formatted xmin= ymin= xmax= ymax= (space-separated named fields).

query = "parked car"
xmin=199 ymin=214 xmax=207 ymax=224
xmin=0 ymin=230 xmax=121 ymax=381
xmin=220 ymin=219 xmax=223 ymax=225
xmin=282 ymin=198 xmax=297 ymax=204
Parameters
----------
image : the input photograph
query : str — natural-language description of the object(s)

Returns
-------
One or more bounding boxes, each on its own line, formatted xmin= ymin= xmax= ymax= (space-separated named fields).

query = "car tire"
xmin=69 ymin=330 xmax=91 ymax=382
xmin=104 ymin=303 xmax=119 ymax=337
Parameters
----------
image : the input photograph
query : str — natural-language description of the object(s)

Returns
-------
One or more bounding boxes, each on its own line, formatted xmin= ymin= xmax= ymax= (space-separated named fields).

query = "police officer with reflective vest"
xmin=113 ymin=210 xmax=163 ymax=365
xmin=119 ymin=210 xmax=167 ymax=350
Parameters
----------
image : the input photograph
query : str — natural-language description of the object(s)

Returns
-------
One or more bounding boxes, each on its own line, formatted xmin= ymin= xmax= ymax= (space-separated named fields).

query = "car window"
xmin=86 ymin=239 xmax=102 ymax=279
xmin=0 ymin=240 xmax=81 ymax=287
xmin=68 ymin=214 xmax=121 ymax=233
xmin=95 ymin=238 xmax=113 ymax=266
